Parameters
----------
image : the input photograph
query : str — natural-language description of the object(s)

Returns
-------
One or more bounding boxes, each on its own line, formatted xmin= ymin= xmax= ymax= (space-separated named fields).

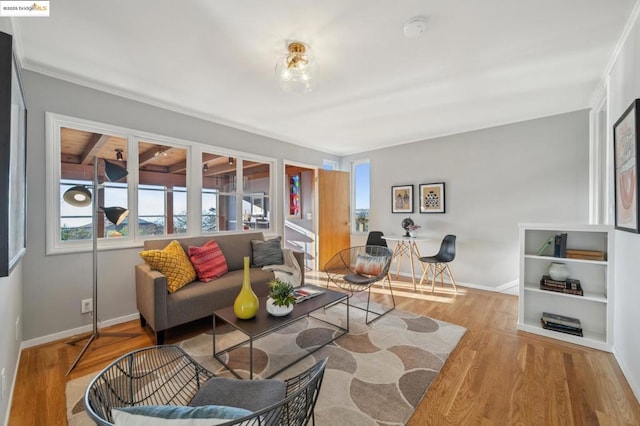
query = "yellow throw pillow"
xmin=140 ymin=240 xmax=196 ymax=293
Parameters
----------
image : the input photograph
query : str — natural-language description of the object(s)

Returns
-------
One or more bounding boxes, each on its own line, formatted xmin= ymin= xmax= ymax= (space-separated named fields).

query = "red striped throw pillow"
xmin=188 ymin=240 xmax=228 ymax=282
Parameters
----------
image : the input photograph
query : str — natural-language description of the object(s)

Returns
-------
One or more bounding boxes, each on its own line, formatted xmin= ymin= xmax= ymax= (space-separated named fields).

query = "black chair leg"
xmin=364 ymin=277 xmax=396 ymax=325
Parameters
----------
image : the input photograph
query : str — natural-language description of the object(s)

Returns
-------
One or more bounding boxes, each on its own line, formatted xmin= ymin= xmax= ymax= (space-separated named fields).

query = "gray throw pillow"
xmin=189 ymin=377 xmax=287 ymax=412
xmin=251 ymin=237 xmax=283 ymax=266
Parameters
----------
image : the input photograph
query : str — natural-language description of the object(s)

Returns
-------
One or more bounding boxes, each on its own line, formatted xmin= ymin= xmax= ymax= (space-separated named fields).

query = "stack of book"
xmin=565 ymin=249 xmax=605 ymax=261
xmin=539 ymin=275 xmax=583 ymax=296
xmin=540 ymin=312 xmax=583 ymax=337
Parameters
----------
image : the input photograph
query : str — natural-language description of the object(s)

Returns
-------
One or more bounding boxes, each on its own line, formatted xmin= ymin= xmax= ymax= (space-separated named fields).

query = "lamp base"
xmin=65 ymin=329 xmax=140 ymax=376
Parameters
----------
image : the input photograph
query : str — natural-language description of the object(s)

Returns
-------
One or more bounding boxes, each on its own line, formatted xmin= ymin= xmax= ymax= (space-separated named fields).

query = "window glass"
xmin=59 ymin=127 xmax=128 ymax=241
xmin=138 ymin=141 xmax=188 ymax=236
xmin=353 ymin=161 xmax=370 ymax=233
xmin=49 ymin=115 xmax=276 ymax=252
xmin=242 ymin=160 xmax=271 ymax=230
xmin=202 ymin=153 xmax=237 ymax=232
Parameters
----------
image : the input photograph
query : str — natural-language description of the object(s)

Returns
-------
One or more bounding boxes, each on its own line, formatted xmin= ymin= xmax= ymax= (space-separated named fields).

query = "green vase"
xmin=234 ymin=256 xmax=259 ymax=319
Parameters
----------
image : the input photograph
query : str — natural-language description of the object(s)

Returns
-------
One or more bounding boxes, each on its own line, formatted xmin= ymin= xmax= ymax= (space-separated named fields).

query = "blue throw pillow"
xmin=111 ymin=404 xmax=253 ymax=425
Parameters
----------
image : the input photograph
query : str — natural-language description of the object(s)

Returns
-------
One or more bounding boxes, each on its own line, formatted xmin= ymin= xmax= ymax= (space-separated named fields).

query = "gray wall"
xmin=0 ymin=19 xmax=23 ymax=425
xmin=343 ymin=110 xmax=590 ymax=290
xmin=608 ymin=9 xmax=640 ymax=400
xmin=20 ymin=70 xmax=337 ymax=341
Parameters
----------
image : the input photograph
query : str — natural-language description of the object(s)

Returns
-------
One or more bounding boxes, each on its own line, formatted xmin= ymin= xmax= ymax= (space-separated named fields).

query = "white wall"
xmin=20 ymin=70 xmax=337 ymax=342
xmin=607 ymin=6 xmax=640 ymax=400
xmin=0 ymin=18 xmax=23 ymax=426
xmin=343 ymin=110 xmax=590 ymax=291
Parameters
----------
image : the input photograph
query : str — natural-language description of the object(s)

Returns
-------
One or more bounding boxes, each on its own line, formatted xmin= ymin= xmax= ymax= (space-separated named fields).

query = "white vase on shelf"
xmin=548 ymin=262 xmax=570 ymax=281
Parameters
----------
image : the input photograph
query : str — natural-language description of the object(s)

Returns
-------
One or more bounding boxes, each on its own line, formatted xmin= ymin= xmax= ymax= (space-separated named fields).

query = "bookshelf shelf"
xmin=518 ymin=224 xmax=613 ymax=351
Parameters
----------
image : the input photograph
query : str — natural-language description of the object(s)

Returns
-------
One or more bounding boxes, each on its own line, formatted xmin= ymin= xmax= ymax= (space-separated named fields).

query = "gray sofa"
xmin=135 ymin=232 xmax=304 ymax=344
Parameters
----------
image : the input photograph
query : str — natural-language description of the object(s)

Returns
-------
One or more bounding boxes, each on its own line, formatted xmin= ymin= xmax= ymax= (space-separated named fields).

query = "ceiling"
xmin=13 ymin=0 xmax=638 ymax=155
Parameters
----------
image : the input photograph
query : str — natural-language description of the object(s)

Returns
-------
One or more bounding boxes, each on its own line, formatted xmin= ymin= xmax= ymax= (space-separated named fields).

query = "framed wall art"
xmin=288 ymin=173 xmax=302 ymax=218
xmin=419 ymin=182 xmax=445 ymax=214
xmin=613 ymin=99 xmax=640 ymax=233
xmin=392 ymin=185 xmax=413 ymax=213
xmin=0 ymin=32 xmax=28 ymax=277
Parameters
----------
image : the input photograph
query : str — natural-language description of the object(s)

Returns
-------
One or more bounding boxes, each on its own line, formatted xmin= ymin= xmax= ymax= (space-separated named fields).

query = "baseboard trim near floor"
xmin=391 ymin=272 xmax=519 ymax=295
xmin=21 ymin=312 xmax=140 ymax=349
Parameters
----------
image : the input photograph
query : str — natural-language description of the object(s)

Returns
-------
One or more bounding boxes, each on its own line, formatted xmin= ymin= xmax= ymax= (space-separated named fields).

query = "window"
xmin=138 ymin=141 xmax=189 ymax=236
xmin=353 ymin=160 xmax=370 ymax=233
xmin=47 ymin=113 xmax=276 ymax=254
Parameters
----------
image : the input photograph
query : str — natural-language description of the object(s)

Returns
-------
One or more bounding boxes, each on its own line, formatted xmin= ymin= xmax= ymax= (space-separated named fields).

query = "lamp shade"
xmin=63 ymin=185 xmax=92 ymax=207
xmin=101 ymin=206 xmax=129 ymax=225
xmin=104 ymin=160 xmax=128 ymax=182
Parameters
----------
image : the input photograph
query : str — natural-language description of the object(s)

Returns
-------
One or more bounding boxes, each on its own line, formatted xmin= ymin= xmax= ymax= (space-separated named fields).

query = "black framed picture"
xmin=0 ymin=32 xmax=27 ymax=277
xmin=419 ymin=182 xmax=446 ymax=214
xmin=613 ymin=99 xmax=640 ymax=233
xmin=391 ymin=185 xmax=413 ymax=213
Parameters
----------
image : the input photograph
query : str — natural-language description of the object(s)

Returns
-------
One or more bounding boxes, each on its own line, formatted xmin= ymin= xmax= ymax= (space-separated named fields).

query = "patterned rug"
xmin=66 ymin=300 xmax=466 ymax=425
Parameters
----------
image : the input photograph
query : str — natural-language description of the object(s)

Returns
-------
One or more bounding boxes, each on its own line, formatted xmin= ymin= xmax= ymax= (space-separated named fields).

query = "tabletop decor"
xmin=234 ymin=256 xmax=259 ymax=319
xmin=266 ymin=278 xmax=296 ymax=316
xmin=613 ymin=98 xmax=639 ymax=233
xmin=392 ymin=184 xmax=414 ymax=213
xmin=420 ymin=182 xmax=446 ymax=213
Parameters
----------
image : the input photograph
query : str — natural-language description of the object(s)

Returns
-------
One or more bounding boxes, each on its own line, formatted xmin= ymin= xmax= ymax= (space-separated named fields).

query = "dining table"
xmin=381 ymin=235 xmax=435 ymax=289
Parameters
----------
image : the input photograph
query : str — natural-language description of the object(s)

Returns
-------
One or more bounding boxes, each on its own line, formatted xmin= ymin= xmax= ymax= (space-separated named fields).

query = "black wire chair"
xmin=324 ymin=245 xmax=395 ymax=324
xmin=418 ymin=234 xmax=458 ymax=292
xmin=84 ymin=345 xmax=328 ymax=426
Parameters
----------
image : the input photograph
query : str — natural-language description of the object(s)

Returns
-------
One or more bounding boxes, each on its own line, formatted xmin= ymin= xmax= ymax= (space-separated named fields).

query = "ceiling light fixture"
xmin=228 ymin=157 xmax=234 ymax=165
xmin=275 ymin=41 xmax=317 ymax=94
xmin=115 ymin=149 xmax=124 ymax=161
xmin=203 ymin=163 xmax=209 ymax=172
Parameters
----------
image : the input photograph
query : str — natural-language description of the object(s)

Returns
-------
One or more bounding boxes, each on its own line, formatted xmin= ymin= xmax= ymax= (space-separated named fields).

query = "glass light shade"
xmin=63 ymin=185 xmax=92 ymax=207
xmin=102 ymin=206 xmax=129 ymax=225
xmin=275 ymin=43 xmax=317 ymax=94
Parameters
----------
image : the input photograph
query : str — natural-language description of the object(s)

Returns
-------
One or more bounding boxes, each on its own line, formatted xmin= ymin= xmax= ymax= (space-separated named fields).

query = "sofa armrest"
xmin=292 ymin=250 xmax=305 ymax=285
xmin=135 ymin=263 xmax=169 ymax=331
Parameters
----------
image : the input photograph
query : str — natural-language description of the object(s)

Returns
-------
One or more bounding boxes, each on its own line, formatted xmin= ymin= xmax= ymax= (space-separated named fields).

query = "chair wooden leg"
xmin=445 ymin=264 xmax=458 ymax=292
xmin=431 ymin=264 xmax=438 ymax=292
xmin=419 ymin=265 xmax=429 ymax=286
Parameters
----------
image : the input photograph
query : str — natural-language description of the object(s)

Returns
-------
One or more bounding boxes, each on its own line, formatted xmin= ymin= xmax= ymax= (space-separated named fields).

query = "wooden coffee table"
xmin=213 ymin=286 xmax=348 ymax=379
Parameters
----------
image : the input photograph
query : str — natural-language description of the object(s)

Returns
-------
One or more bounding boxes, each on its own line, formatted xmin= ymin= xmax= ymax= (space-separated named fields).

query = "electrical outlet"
xmin=81 ymin=298 xmax=93 ymax=314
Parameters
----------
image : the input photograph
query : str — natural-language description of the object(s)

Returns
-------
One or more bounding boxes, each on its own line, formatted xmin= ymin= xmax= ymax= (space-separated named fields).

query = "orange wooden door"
xmin=317 ymin=169 xmax=351 ymax=269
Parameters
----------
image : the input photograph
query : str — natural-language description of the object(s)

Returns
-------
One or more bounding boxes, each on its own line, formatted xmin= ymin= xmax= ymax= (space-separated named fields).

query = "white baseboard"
xmin=21 ymin=312 xmax=140 ymax=349
xmin=392 ymin=272 xmax=519 ymax=295
xmin=3 ymin=351 xmax=19 ymax=426
xmin=612 ymin=346 xmax=640 ymax=404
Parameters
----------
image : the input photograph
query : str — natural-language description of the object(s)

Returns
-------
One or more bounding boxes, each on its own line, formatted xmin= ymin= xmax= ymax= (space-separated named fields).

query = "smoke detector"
xmin=403 ymin=17 xmax=427 ymax=38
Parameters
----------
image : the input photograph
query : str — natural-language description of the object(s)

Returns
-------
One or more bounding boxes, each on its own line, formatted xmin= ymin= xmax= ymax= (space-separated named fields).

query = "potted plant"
xmin=266 ymin=278 xmax=296 ymax=316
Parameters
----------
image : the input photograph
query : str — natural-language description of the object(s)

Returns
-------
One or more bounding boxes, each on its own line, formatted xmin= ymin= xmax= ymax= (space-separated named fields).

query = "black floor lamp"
xmin=63 ymin=156 xmax=138 ymax=376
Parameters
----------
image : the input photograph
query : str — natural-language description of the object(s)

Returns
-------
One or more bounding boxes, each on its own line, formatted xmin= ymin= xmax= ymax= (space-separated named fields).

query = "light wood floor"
xmin=9 ymin=274 xmax=640 ymax=425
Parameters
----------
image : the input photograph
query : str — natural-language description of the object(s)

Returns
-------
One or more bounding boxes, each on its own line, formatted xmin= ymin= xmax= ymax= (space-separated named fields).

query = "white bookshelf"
xmin=518 ymin=223 xmax=613 ymax=352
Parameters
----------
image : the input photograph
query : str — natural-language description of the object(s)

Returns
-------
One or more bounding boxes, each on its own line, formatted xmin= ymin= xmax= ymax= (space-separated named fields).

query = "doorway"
xmin=284 ymin=163 xmax=317 ymax=271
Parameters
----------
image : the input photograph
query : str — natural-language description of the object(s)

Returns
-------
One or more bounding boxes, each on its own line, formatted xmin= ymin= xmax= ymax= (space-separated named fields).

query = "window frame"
xmin=46 ymin=113 xmax=276 ymax=254
xmin=351 ymin=158 xmax=370 ymax=234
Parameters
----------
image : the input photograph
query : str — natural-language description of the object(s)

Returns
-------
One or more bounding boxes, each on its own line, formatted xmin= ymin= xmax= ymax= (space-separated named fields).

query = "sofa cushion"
xmin=251 ymin=237 xmax=283 ymax=267
xmin=140 ymin=240 xmax=196 ymax=293
xmin=189 ymin=377 xmax=286 ymax=412
xmin=188 ymin=240 xmax=228 ymax=282
xmin=112 ymin=404 xmax=253 ymax=425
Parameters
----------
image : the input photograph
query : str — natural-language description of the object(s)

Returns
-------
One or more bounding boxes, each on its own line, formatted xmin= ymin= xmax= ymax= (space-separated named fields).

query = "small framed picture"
xmin=613 ymin=99 xmax=640 ymax=233
xmin=391 ymin=185 xmax=414 ymax=213
xmin=419 ymin=182 xmax=445 ymax=213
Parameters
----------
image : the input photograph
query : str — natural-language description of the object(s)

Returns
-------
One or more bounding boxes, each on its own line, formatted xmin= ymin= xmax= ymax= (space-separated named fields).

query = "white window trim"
xmin=45 ymin=112 xmax=276 ymax=255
